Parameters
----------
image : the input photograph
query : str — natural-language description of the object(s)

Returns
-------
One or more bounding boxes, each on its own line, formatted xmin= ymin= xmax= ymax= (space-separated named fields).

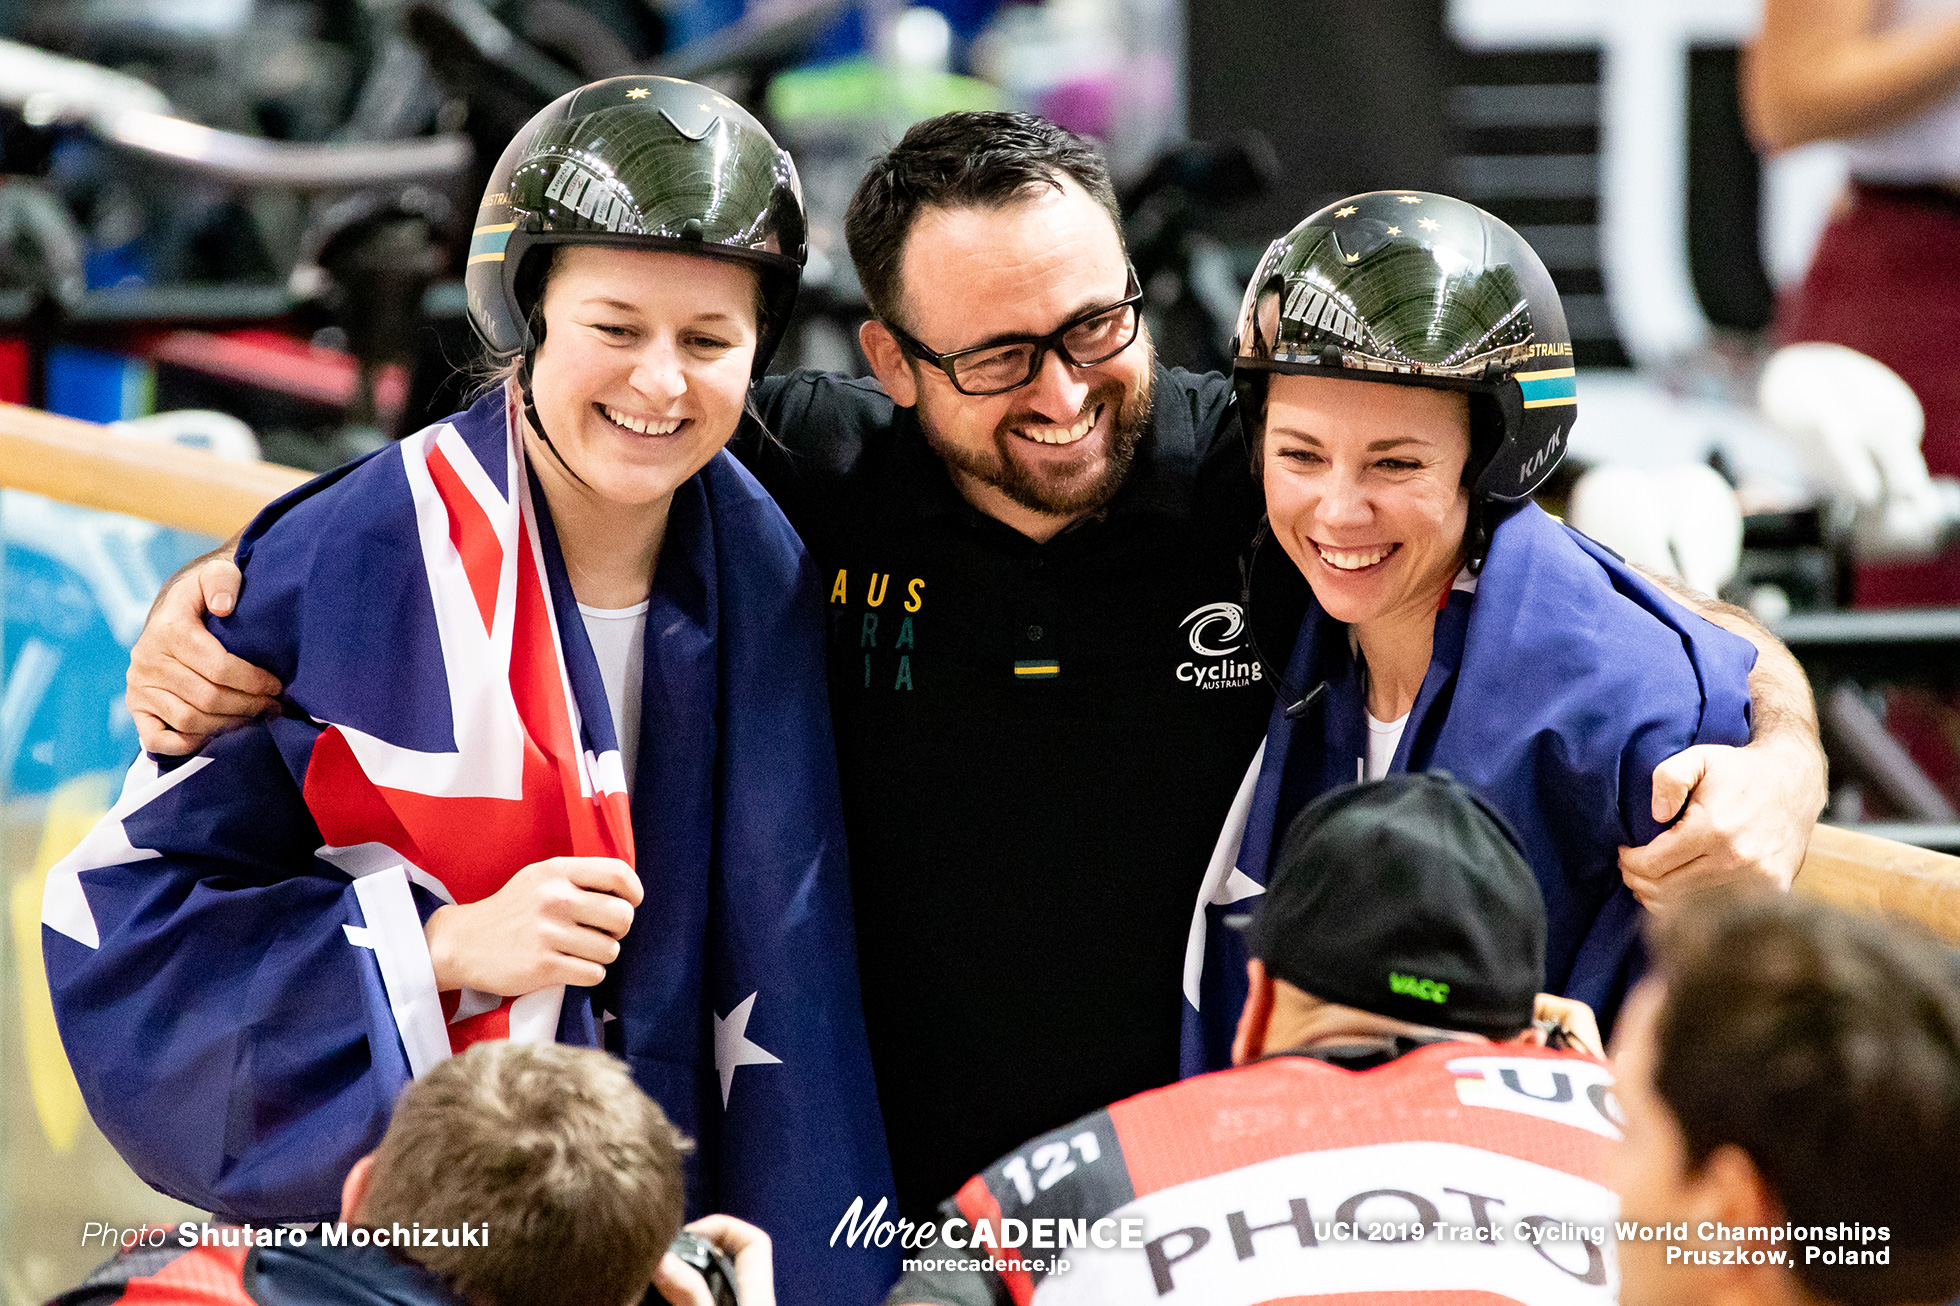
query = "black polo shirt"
xmin=740 ymin=367 xmax=1296 ymax=1216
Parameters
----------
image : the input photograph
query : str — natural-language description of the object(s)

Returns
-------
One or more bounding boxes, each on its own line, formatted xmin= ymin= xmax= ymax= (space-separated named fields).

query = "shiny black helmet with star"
xmin=465 ymin=75 xmax=807 ymax=376
xmin=1230 ymin=190 xmax=1577 ymax=510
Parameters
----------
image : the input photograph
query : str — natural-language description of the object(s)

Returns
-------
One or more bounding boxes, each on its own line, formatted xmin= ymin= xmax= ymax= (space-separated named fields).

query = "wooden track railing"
xmin=1794 ymin=823 xmax=1960 ymax=944
xmin=4 ymin=403 xmax=1960 ymax=941
xmin=0 ymin=401 xmax=310 ymax=538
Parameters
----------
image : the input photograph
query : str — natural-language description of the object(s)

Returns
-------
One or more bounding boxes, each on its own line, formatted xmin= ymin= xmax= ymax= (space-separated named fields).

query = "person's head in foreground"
xmin=468 ymin=74 xmax=804 ymax=525
xmin=343 ymin=1041 xmax=763 ymax=1306
xmin=1233 ymin=770 xmax=1568 ymax=1062
xmin=1230 ymin=189 xmax=1576 ymax=625
xmin=1610 ymin=896 xmax=1960 ymax=1306
xmin=845 ymin=110 xmax=1152 ymax=536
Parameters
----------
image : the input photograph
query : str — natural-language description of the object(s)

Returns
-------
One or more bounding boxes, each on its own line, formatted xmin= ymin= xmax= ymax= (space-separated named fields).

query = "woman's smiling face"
xmin=1260 ymin=371 xmax=1473 ymax=629
xmin=526 ymin=244 xmax=760 ymax=505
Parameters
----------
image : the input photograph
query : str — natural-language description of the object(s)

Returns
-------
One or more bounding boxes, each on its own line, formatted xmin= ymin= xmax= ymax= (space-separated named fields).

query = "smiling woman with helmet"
xmin=1183 ymin=192 xmax=1759 ymax=1070
xmin=43 ymin=77 xmax=895 ymax=1305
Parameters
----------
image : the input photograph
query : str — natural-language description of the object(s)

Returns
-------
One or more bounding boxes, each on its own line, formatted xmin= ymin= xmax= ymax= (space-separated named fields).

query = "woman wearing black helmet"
xmin=1183 ymin=192 xmax=1759 ymax=1070
xmin=44 ymin=77 xmax=895 ymax=1306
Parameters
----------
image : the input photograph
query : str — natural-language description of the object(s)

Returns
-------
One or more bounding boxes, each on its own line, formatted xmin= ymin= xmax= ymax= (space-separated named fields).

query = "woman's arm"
xmin=1745 ymin=0 xmax=1960 ymax=151
xmin=44 ymin=724 xmax=418 ymax=1218
xmin=1618 ymin=576 xmax=1828 ymax=908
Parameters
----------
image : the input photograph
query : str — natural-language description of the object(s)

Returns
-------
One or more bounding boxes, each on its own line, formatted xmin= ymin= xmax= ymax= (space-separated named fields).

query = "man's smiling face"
xmin=863 ymin=174 xmax=1152 ymax=537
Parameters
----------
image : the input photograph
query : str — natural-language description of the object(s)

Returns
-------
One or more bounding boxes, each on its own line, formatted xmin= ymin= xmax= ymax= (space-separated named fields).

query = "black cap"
xmin=1244 ymin=772 xmax=1546 ymax=1038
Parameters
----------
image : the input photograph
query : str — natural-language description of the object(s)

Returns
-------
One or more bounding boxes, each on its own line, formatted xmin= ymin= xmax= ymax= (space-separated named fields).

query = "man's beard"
xmin=924 ymin=352 xmax=1155 ymax=521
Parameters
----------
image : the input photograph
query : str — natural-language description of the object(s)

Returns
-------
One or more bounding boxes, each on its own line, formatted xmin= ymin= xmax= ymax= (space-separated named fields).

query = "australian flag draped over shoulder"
xmin=1182 ymin=503 xmax=1758 ymax=1073
xmin=44 ymin=387 xmax=898 ymax=1304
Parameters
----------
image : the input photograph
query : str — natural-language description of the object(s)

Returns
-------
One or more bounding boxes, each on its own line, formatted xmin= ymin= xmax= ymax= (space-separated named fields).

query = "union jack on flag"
xmin=44 ymin=387 xmax=899 ymax=1303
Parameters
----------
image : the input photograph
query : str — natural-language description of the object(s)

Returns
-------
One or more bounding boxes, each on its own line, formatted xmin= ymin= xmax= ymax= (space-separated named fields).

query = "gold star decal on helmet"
xmin=1418 ymin=217 xmax=1439 ymax=231
xmin=626 ymin=87 xmax=650 ymax=98
xmin=1386 ymin=226 xmax=1401 ymax=235
xmin=1335 ymin=205 xmax=1358 ymax=217
xmin=1346 ymin=252 xmax=1359 ymax=262
xmin=1398 ymin=195 xmax=1422 ymax=204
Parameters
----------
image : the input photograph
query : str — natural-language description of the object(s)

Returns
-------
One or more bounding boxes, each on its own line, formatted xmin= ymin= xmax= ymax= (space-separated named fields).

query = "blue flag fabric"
xmin=1182 ymin=504 xmax=1757 ymax=1073
xmin=44 ymin=387 xmax=899 ymax=1304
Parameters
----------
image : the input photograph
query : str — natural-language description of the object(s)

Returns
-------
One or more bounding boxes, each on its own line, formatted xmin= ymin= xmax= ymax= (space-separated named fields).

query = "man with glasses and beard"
xmin=129 ymin=112 xmax=1828 ymax=1222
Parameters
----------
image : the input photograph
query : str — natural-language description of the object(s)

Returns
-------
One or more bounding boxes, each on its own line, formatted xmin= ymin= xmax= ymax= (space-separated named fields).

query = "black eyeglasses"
xmin=889 ymin=268 xmax=1143 ymax=396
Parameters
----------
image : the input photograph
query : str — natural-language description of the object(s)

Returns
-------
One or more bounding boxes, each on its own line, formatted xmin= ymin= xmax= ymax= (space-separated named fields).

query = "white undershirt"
xmin=1364 ymin=710 xmax=1410 ymax=781
xmin=1355 ymin=566 xmax=1478 ymax=782
xmin=579 ymin=600 xmax=648 ymax=791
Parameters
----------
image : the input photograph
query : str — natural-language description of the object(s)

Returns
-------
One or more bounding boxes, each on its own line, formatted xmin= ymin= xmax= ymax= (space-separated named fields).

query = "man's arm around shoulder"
xmin=130 ymin=370 xmax=888 ymax=755
xmin=1619 ymin=569 xmax=1827 ymax=908
xmin=129 ymin=538 xmax=281 ymax=755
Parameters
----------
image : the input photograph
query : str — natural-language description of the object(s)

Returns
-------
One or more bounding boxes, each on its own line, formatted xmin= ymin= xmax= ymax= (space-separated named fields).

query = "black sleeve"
xmin=747 ymin=371 xmax=798 ymax=433
xmin=730 ymin=372 xmax=809 ymax=505
xmin=1171 ymin=367 xmax=1254 ymax=485
xmin=741 ymin=368 xmax=892 ymax=462
xmin=732 ymin=368 xmax=898 ymax=550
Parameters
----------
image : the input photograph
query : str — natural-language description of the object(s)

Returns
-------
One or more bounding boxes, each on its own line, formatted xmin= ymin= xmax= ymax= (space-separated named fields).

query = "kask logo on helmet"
xmin=1177 ymin=603 xmax=1261 ymax=690
xmin=1518 ymin=431 xmax=1563 ymax=485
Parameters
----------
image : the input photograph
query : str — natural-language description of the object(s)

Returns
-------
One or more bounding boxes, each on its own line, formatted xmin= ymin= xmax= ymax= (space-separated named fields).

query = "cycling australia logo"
xmin=1177 ymin=602 xmax=1262 ymax=690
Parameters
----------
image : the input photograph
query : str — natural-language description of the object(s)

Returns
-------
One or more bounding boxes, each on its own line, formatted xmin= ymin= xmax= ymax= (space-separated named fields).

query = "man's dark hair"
xmin=1651 ymin=896 xmax=1960 ymax=1306
xmin=843 ymin=111 xmax=1123 ymax=330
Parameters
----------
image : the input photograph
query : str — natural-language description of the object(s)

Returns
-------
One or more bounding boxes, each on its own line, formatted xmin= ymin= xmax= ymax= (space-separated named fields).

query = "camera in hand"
xmin=648 ymin=1230 xmax=738 ymax=1306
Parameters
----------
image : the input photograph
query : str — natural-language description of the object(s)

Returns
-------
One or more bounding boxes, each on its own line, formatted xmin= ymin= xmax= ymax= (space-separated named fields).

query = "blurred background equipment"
xmin=1567 ymin=460 xmax=1745 ymax=600
xmin=1119 ymin=132 xmax=1277 ymax=375
xmin=1759 ymin=342 xmax=1960 ymax=565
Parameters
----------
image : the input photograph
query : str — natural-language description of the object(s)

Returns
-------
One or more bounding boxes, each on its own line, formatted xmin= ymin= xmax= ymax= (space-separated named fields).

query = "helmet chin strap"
xmin=516 ymin=348 xmax=594 ymax=492
xmin=1466 ymin=501 xmax=1494 ymax=576
xmin=1242 ymin=518 xmax=1328 ymax=722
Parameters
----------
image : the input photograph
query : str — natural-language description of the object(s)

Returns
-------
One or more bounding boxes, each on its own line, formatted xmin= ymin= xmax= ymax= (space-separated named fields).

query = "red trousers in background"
xmin=1781 ymin=183 xmax=1960 ymax=607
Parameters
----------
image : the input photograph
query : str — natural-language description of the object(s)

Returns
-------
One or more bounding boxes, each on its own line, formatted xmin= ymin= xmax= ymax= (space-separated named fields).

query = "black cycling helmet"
xmin=1231 ymin=190 xmax=1577 ymax=561
xmin=465 ymin=75 xmax=806 ymax=377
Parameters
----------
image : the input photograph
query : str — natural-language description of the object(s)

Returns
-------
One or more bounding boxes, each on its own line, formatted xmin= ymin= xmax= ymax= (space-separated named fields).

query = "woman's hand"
xmin=655 ymin=1216 xmax=775 ymax=1306
xmin=424 ymin=857 xmax=643 ymax=994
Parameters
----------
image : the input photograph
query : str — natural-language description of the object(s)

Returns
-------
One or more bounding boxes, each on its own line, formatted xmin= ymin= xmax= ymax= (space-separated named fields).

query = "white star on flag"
xmin=1212 ymin=866 xmax=1265 ymax=907
xmin=714 ymin=992 xmax=782 ymax=1108
xmin=1181 ymin=741 xmax=1266 ymax=1012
